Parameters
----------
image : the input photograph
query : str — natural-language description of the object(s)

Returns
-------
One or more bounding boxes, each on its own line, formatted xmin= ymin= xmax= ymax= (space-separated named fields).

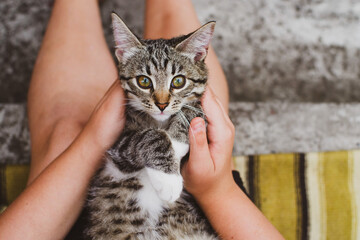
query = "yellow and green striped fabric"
xmin=233 ymin=150 xmax=360 ymax=240
xmin=1 ymin=150 xmax=359 ymax=239
xmin=0 ymin=164 xmax=30 ymax=213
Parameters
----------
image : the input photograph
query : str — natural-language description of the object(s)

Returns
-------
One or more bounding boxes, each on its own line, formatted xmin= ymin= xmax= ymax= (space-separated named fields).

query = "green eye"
xmin=137 ymin=75 xmax=152 ymax=89
xmin=171 ymin=75 xmax=186 ymax=89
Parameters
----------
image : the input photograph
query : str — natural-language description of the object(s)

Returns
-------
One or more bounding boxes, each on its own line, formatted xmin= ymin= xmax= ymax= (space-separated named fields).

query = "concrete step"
xmin=1 ymin=103 xmax=359 ymax=164
xmin=229 ymin=102 xmax=360 ymax=155
xmin=0 ymin=104 xmax=29 ymax=164
xmin=1 ymin=0 xmax=360 ymax=103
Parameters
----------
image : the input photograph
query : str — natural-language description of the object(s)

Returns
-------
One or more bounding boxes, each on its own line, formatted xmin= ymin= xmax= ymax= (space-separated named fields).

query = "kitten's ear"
xmin=175 ymin=21 xmax=216 ymax=62
xmin=111 ymin=13 xmax=143 ymax=63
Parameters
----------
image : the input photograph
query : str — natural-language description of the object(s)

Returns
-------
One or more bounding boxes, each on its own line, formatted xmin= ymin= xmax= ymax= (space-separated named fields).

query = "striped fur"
xmin=84 ymin=14 xmax=218 ymax=239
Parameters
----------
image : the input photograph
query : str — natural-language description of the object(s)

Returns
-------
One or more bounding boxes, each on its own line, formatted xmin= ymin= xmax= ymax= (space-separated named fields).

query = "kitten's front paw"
xmin=146 ymin=168 xmax=183 ymax=203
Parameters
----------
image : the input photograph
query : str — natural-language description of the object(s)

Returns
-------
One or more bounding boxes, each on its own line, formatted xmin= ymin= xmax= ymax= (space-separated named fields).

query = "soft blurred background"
xmin=1 ymin=0 xmax=360 ymax=164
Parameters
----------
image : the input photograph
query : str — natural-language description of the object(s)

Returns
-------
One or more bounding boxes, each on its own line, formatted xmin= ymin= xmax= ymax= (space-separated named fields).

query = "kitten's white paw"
xmin=171 ymin=139 xmax=189 ymax=160
xmin=146 ymin=168 xmax=183 ymax=203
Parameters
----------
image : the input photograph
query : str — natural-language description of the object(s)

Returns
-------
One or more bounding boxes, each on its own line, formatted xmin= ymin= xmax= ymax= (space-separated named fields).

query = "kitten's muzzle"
xmin=155 ymin=102 xmax=169 ymax=111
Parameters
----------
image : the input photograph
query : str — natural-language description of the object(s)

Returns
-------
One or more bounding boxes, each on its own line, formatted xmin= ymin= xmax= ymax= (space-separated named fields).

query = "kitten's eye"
xmin=137 ymin=75 xmax=153 ymax=89
xmin=171 ymin=75 xmax=186 ymax=89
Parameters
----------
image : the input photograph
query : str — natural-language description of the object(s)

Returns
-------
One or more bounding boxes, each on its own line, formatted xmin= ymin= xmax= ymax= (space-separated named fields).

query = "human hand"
xmin=181 ymin=87 xmax=237 ymax=203
xmin=79 ymin=79 xmax=126 ymax=152
xmin=0 ymin=80 xmax=126 ymax=239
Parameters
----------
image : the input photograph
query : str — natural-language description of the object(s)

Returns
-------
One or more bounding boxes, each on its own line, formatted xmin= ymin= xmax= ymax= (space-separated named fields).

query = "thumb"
xmin=187 ymin=117 xmax=213 ymax=171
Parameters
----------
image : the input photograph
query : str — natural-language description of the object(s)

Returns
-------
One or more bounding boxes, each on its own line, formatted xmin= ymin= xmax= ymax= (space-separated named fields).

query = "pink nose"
xmin=155 ymin=102 xmax=169 ymax=111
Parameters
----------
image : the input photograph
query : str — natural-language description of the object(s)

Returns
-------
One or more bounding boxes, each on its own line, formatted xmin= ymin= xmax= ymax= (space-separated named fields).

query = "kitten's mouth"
xmin=152 ymin=112 xmax=171 ymax=122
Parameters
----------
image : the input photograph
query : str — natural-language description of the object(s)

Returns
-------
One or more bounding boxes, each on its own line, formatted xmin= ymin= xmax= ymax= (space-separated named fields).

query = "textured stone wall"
xmin=0 ymin=104 xmax=30 ymax=164
xmin=195 ymin=0 xmax=360 ymax=102
xmin=229 ymin=102 xmax=360 ymax=155
xmin=0 ymin=0 xmax=52 ymax=102
xmin=2 ymin=103 xmax=360 ymax=164
xmin=1 ymin=0 xmax=359 ymax=103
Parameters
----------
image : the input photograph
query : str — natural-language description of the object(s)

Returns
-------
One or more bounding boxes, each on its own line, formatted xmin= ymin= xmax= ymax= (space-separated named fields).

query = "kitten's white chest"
xmin=170 ymin=138 xmax=189 ymax=160
xmin=102 ymin=160 xmax=178 ymax=221
xmin=136 ymin=139 xmax=188 ymax=219
xmin=138 ymin=167 xmax=184 ymax=218
xmin=102 ymin=136 xmax=188 ymax=220
xmin=136 ymin=169 xmax=166 ymax=221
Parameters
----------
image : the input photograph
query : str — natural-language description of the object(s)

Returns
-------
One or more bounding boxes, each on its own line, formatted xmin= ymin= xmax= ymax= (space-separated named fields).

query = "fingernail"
xmin=192 ymin=119 xmax=205 ymax=134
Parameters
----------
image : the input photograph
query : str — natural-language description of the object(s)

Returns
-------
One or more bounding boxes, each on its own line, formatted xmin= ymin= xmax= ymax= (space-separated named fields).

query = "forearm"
xmin=0 ymin=131 xmax=104 ymax=240
xmin=197 ymin=183 xmax=284 ymax=240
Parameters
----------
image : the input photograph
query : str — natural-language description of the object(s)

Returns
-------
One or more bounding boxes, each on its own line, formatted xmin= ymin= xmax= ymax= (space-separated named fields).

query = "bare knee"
xmin=46 ymin=118 xmax=86 ymax=158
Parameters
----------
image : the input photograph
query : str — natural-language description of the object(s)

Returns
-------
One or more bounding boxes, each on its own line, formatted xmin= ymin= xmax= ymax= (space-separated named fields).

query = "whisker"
xmin=135 ymin=111 xmax=147 ymax=121
xmin=182 ymin=104 xmax=201 ymax=112
xmin=177 ymin=111 xmax=188 ymax=128
xmin=179 ymin=110 xmax=196 ymax=142
xmin=182 ymin=104 xmax=206 ymax=117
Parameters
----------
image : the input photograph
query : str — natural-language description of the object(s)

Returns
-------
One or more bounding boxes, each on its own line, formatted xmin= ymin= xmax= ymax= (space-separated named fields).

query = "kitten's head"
xmin=112 ymin=13 xmax=215 ymax=122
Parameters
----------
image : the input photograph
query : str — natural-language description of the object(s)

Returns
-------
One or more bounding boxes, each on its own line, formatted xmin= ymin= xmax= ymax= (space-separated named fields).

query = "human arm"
xmin=181 ymin=88 xmax=284 ymax=240
xmin=0 ymin=80 xmax=125 ymax=240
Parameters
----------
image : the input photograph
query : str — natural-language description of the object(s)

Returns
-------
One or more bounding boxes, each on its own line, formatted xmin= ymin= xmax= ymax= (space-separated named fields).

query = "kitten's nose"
xmin=155 ymin=102 xmax=169 ymax=111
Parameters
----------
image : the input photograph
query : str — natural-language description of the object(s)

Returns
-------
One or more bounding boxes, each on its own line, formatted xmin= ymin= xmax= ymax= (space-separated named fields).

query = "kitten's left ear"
xmin=111 ymin=13 xmax=143 ymax=63
xmin=175 ymin=21 xmax=216 ymax=62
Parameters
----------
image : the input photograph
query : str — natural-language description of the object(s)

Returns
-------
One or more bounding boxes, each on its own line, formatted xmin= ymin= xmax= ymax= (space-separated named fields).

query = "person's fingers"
xmin=82 ymin=79 xmax=126 ymax=150
xmin=205 ymin=86 xmax=233 ymax=125
xmin=214 ymin=95 xmax=233 ymax=127
xmin=93 ymin=79 xmax=124 ymax=113
xmin=184 ymin=117 xmax=213 ymax=175
xmin=202 ymin=87 xmax=234 ymax=144
xmin=102 ymin=80 xmax=126 ymax=115
xmin=91 ymin=80 xmax=125 ymax=125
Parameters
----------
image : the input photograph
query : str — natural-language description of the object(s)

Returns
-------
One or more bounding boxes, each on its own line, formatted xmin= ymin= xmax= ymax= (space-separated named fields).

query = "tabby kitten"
xmin=85 ymin=13 xmax=219 ymax=240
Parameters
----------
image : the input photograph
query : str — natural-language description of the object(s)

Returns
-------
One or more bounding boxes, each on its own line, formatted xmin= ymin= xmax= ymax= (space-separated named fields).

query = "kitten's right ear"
xmin=175 ymin=21 xmax=215 ymax=62
xmin=111 ymin=13 xmax=143 ymax=63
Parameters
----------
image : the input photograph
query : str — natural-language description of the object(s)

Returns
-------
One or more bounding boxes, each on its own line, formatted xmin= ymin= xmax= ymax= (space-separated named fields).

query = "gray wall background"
xmin=1 ymin=0 xmax=360 ymax=103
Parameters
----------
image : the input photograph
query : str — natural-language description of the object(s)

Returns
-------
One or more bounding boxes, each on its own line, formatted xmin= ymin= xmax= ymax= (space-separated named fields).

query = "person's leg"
xmin=144 ymin=0 xmax=229 ymax=111
xmin=28 ymin=0 xmax=117 ymax=183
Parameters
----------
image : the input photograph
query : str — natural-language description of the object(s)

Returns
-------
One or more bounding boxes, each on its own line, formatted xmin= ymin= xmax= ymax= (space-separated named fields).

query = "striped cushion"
xmin=0 ymin=164 xmax=30 ymax=213
xmin=1 ymin=150 xmax=359 ymax=239
xmin=233 ymin=150 xmax=360 ymax=240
